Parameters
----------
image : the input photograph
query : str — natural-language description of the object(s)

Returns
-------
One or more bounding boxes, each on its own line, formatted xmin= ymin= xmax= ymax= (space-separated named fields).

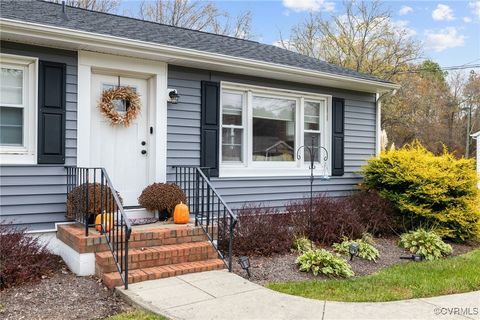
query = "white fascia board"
xmin=0 ymin=18 xmax=399 ymax=93
xmin=471 ymin=131 xmax=480 ymax=138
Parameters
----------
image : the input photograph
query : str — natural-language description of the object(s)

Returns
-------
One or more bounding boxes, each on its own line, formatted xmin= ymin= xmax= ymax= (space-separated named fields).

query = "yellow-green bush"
xmin=362 ymin=141 xmax=480 ymax=241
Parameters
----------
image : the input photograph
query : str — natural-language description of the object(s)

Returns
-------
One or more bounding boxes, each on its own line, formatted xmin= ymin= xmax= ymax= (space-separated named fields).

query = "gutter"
xmin=0 ymin=18 xmax=400 ymax=93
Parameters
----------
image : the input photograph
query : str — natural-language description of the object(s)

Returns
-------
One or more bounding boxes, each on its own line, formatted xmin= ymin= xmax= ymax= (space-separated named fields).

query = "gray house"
xmin=0 ymin=0 xmax=397 ymax=234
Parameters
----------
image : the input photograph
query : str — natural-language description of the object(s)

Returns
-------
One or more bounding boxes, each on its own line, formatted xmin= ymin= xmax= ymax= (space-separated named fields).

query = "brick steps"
xmin=58 ymin=223 xmax=224 ymax=289
xmin=95 ymin=241 xmax=218 ymax=273
xmin=102 ymin=259 xmax=225 ymax=288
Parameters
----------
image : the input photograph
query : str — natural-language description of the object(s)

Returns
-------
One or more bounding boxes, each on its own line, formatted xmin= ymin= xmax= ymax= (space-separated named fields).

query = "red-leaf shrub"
xmin=287 ymin=194 xmax=365 ymax=245
xmin=347 ymin=189 xmax=400 ymax=236
xmin=0 ymin=224 xmax=58 ymax=289
xmin=231 ymin=190 xmax=399 ymax=256
xmin=233 ymin=205 xmax=294 ymax=256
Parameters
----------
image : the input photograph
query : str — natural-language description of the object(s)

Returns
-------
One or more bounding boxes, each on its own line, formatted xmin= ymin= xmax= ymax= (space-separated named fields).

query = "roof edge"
xmin=0 ymin=18 xmax=400 ymax=93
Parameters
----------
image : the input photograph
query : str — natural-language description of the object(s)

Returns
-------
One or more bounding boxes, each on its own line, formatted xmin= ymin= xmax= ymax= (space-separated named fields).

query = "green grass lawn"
xmin=104 ymin=310 xmax=168 ymax=320
xmin=267 ymin=249 xmax=480 ymax=302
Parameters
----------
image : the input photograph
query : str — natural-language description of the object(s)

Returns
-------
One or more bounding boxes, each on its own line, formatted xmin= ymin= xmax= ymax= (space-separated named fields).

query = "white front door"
xmin=90 ymin=73 xmax=149 ymax=206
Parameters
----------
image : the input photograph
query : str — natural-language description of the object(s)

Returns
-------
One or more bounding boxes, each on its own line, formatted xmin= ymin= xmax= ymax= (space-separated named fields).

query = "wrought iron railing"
xmin=172 ymin=166 xmax=237 ymax=271
xmin=65 ymin=166 xmax=132 ymax=289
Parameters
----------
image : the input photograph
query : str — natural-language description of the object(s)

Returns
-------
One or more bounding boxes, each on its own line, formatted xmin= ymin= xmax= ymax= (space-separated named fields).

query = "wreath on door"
xmin=98 ymin=86 xmax=141 ymax=127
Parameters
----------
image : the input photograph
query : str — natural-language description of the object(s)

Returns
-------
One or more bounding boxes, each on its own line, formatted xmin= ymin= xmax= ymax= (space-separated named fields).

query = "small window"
xmin=252 ymin=96 xmax=296 ymax=161
xmin=0 ymin=55 xmax=37 ymax=164
xmin=304 ymin=100 xmax=324 ymax=163
xmin=0 ymin=67 xmax=24 ymax=146
xmin=221 ymin=92 xmax=244 ymax=162
xmin=102 ymin=84 xmax=136 ymax=113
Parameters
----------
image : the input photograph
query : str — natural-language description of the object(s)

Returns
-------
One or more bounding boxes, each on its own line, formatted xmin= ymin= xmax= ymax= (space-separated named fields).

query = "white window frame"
xmin=220 ymin=90 xmax=246 ymax=164
xmin=0 ymin=54 xmax=38 ymax=164
xmin=219 ymin=82 xmax=332 ymax=178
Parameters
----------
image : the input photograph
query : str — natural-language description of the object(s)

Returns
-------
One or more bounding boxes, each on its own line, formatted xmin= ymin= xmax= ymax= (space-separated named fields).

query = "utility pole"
xmin=465 ymin=102 xmax=472 ymax=158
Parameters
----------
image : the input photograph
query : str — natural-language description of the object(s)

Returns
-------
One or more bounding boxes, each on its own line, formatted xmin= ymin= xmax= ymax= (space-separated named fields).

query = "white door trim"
xmin=77 ymin=51 xmax=168 ymax=183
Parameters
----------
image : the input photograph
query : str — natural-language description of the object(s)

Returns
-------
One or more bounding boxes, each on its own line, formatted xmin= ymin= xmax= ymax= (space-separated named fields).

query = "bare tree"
xmin=279 ymin=1 xmax=421 ymax=81
xmin=49 ymin=0 xmax=120 ymax=13
xmin=138 ymin=0 xmax=252 ymax=39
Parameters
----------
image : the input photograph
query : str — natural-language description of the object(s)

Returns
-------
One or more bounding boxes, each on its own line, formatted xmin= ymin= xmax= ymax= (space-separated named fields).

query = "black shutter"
xmin=331 ymin=97 xmax=345 ymax=176
xmin=38 ymin=61 xmax=66 ymax=164
xmin=200 ymin=81 xmax=220 ymax=177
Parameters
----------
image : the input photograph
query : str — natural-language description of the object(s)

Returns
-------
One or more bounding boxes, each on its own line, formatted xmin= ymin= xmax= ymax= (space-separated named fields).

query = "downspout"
xmin=375 ymin=93 xmax=381 ymax=156
xmin=376 ymin=89 xmax=397 ymax=156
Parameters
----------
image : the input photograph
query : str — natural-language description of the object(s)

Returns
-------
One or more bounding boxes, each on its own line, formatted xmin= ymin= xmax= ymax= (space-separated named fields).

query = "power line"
xmin=395 ymin=63 xmax=480 ymax=74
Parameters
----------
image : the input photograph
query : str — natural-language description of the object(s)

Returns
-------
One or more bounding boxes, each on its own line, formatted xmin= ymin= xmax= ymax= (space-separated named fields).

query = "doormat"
xmin=128 ymin=217 xmax=158 ymax=226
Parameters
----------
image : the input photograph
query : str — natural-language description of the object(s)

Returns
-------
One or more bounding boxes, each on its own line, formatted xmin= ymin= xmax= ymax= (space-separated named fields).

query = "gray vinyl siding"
xmin=0 ymin=42 xmax=77 ymax=231
xmin=167 ymin=65 xmax=377 ymax=209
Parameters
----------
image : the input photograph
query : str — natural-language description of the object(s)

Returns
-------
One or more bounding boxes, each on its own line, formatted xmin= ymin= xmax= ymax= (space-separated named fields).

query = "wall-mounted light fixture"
xmin=167 ymin=88 xmax=180 ymax=104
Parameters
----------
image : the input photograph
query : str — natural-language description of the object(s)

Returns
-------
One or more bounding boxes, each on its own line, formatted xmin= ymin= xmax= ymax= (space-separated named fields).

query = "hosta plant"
xmin=399 ymin=229 xmax=452 ymax=261
xmin=292 ymin=236 xmax=315 ymax=253
xmin=332 ymin=234 xmax=380 ymax=262
xmin=296 ymin=249 xmax=354 ymax=278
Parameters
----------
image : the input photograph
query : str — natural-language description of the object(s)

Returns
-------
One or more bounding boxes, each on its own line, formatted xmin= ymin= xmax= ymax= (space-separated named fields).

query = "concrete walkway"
xmin=117 ymin=270 xmax=480 ymax=320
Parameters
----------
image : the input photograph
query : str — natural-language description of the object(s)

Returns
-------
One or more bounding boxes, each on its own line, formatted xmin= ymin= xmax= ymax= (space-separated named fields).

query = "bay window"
xmin=0 ymin=54 xmax=37 ymax=164
xmin=220 ymin=83 xmax=331 ymax=177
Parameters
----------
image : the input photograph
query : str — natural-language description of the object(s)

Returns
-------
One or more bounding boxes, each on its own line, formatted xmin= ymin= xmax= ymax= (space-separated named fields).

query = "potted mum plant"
xmin=66 ymin=183 xmax=123 ymax=224
xmin=138 ymin=183 xmax=187 ymax=221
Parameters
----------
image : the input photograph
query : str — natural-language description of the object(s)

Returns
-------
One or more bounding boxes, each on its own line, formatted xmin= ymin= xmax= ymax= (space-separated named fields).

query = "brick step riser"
xmin=58 ymin=227 xmax=209 ymax=253
xmin=96 ymin=250 xmax=219 ymax=273
xmin=103 ymin=260 xmax=225 ymax=288
xmin=128 ymin=234 xmax=209 ymax=248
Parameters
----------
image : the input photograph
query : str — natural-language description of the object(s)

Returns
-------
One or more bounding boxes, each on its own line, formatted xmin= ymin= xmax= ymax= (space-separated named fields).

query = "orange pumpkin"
xmin=95 ymin=212 xmax=114 ymax=232
xmin=174 ymin=202 xmax=189 ymax=224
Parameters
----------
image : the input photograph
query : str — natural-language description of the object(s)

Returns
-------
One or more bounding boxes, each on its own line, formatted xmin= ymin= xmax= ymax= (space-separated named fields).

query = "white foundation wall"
xmin=30 ymin=230 xmax=96 ymax=276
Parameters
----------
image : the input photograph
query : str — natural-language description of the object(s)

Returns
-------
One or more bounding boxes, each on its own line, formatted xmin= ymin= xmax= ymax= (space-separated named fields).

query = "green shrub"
xmin=296 ymin=249 xmax=354 ymax=278
xmin=292 ymin=236 xmax=315 ymax=253
xmin=399 ymin=229 xmax=452 ymax=261
xmin=332 ymin=234 xmax=380 ymax=262
xmin=362 ymin=141 xmax=480 ymax=241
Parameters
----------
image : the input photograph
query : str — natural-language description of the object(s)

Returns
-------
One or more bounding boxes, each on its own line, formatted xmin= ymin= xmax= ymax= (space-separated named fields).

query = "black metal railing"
xmin=65 ymin=166 xmax=132 ymax=289
xmin=173 ymin=166 xmax=237 ymax=271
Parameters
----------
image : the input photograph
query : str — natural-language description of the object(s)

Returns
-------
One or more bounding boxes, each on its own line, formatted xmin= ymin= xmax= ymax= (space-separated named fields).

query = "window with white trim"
xmin=304 ymin=100 xmax=326 ymax=163
xmin=221 ymin=91 xmax=245 ymax=162
xmin=0 ymin=55 xmax=37 ymax=164
xmin=220 ymin=83 xmax=331 ymax=177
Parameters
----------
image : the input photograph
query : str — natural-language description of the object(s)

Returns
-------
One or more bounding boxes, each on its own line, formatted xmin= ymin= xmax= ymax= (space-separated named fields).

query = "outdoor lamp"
xmin=412 ymin=254 xmax=424 ymax=262
xmin=167 ymin=88 xmax=180 ymax=104
xmin=349 ymin=242 xmax=359 ymax=261
xmin=400 ymin=254 xmax=424 ymax=262
xmin=238 ymin=256 xmax=251 ymax=277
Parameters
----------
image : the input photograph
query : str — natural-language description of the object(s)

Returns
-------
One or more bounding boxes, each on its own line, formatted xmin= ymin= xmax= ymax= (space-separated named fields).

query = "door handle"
xmin=141 ymin=150 xmax=147 ymax=155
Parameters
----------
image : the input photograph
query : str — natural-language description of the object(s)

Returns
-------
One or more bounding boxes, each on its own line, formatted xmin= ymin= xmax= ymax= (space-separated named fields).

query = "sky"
xmin=122 ymin=0 xmax=480 ymax=70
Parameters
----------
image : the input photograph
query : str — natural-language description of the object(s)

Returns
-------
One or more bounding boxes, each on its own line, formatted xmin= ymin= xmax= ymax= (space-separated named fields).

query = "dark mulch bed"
xmin=0 ymin=257 xmax=133 ymax=320
xmin=233 ymin=236 xmax=480 ymax=285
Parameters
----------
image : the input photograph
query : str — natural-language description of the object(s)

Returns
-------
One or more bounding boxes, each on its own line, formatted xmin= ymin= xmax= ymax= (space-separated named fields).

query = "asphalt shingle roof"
xmin=1 ymin=0 xmax=392 ymax=84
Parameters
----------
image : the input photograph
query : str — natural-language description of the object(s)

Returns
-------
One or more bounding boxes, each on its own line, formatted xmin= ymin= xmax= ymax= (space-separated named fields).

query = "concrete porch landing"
xmin=117 ymin=270 xmax=480 ymax=320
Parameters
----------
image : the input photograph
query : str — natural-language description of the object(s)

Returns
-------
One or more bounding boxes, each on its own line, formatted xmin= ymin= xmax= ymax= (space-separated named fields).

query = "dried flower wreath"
xmin=98 ymin=86 xmax=141 ymax=127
